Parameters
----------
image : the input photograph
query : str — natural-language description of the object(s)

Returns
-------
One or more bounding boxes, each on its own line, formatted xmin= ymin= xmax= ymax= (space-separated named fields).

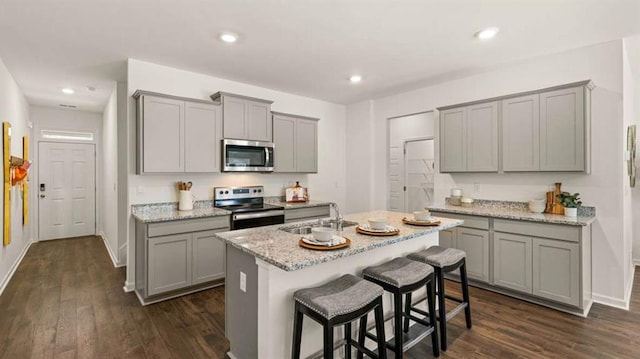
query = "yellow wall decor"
xmin=23 ymin=136 xmax=28 ymax=226
xmin=3 ymin=122 xmax=10 ymax=246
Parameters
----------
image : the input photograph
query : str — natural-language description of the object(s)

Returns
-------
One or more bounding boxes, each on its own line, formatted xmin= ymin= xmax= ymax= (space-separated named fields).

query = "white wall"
xmin=0 ymin=58 xmax=31 ymax=295
xmin=101 ymin=84 xmax=120 ymax=266
xmin=30 ymin=106 xmax=103 ymax=242
xmin=347 ymin=40 xmax=630 ymax=307
xmin=626 ymin=35 xmax=640 ymax=267
xmin=345 ymin=100 xmax=374 ymax=213
xmin=125 ymin=59 xmax=346 ymax=288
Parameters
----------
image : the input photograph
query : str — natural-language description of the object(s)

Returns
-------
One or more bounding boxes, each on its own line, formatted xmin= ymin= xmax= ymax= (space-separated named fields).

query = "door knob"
xmin=40 ymin=194 xmax=45 ymax=198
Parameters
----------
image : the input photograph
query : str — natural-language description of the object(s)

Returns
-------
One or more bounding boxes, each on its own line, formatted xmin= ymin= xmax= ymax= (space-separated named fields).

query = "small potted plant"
xmin=556 ymin=192 xmax=582 ymax=217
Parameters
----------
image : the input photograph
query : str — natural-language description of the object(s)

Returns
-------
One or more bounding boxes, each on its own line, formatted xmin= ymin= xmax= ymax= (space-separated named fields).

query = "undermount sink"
xmin=279 ymin=220 xmax=359 ymax=235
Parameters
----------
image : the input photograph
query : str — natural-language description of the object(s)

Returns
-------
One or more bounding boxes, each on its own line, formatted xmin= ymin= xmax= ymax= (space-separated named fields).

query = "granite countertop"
xmin=214 ymin=210 xmax=463 ymax=271
xmin=427 ymin=199 xmax=596 ymax=226
xmin=132 ymin=201 xmax=230 ymax=223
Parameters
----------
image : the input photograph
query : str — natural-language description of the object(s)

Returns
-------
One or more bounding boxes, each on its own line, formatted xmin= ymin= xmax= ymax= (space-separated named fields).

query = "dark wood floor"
xmin=0 ymin=236 xmax=639 ymax=358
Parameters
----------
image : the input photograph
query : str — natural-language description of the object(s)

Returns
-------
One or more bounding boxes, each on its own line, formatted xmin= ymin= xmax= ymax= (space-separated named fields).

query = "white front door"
xmin=405 ymin=139 xmax=435 ymax=212
xmin=38 ymin=142 xmax=96 ymax=240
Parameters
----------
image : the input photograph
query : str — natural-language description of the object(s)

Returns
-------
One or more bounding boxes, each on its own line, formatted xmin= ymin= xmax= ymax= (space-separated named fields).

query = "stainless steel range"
xmin=214 ymin=186 xmax=284 ymax=230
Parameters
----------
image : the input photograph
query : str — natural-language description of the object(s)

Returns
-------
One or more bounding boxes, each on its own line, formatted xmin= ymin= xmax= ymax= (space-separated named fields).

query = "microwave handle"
xmin=265 ymin=147 xmax=270 ymax=166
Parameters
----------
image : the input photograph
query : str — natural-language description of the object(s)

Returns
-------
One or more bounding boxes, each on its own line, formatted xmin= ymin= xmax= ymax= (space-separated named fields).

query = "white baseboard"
xmin=634 ymin=258 xmax=640 ymax=266
xmin=226 ymin=352 xmax=238 ymax=359
xmin=0 ymin=240 xmax=33 ymax=297
xmin=123 ymin=281 xmax=135 ymax=292
xmin=593 ymin=293 xmax=630 ymax=310
xmin=98 ymin=232 xmax=125 ymax=268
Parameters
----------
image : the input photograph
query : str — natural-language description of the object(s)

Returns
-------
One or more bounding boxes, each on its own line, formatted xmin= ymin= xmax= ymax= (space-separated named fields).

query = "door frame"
xmin=35 ymin=140 xmax=97 ymax=241
xmin=403 ymin=136 xmax=435 ymax=212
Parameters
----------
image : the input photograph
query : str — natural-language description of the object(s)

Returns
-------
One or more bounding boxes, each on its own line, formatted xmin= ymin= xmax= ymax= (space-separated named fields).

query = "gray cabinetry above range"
xmin=210 ymin=92 xmax=274 ymax=142
xmin=272 ymin=111 xmax=319 ymax=173
xmin=133 ymin=90 xmax=221 ymax=174
xmin=438 ymin=80 xmax=594 ymax=173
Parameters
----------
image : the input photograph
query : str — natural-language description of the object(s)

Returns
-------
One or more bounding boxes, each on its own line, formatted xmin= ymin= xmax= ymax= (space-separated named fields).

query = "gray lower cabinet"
xmin=272 ymin=112 xmax=319 ymax=173
xmin=532 ymin=237 xmax=580 ymax=306
xmin=284 ymin=205 xmax=330 ymax=223
xmin=210 ymin=92 xmax=274 ymax=142
xmin=136 ymin=216 xmax=230 ymax=304
xmin=134 ymin=90 xmax=222 ymax=174
xmin=493 ymin=232 xmax=532 ymax=293
xmin=457 ymin=227 xmax=490 ymax=282
xmin=438 ymin=228 xmax=456 ymax=249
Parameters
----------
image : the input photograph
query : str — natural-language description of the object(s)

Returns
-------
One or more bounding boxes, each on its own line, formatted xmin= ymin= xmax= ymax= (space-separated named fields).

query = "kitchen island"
xmin=214 ymin=210 xmax=463 ymax=359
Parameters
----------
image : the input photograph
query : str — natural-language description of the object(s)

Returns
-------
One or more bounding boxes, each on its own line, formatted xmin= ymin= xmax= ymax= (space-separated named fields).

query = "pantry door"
xmin=404 ymin=138 xmax=435 ymax=212
xmin=38 ymin=142 xmax=96 ymax=240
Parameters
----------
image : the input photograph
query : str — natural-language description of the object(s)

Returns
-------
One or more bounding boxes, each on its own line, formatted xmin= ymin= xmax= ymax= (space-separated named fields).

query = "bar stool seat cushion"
xmin=293 ymin=274 xmax=383 ymax=320
xmin=363 ymin=257 xmax=434 ymax=288
xmin=408 ymin=246 xmax=466 ymax=268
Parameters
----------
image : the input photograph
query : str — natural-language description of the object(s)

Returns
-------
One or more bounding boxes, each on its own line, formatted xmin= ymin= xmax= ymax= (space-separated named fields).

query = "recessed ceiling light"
xmin=349 ymin=75 xmax=362 ymax=84
xmin=475 ymin=27 xmax=500 ymax=40
xmin=220 ymin=32 xmax=238 ymax=43
xmin=61 ymin=88 xmax=75 ymax=94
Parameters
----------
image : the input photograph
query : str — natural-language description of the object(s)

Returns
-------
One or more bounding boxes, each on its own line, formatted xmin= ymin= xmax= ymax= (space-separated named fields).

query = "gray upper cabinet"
xmin=439 ymin=107 xmax=466 ymax=172
xmin=185 ymin=102 xmax=222 ymax=173
xmin=439 ymin=102 xmax=497 ymax=172
xmin=466 ymin=102 xmax=498 ymax=172
xmin=272 ymin=112 xmax=319 ymax=173
xmin=134 ymin=90 xmax=221 ymax=174
xmin=211 ymin=92 xmax=274 ymax=142
xmin=540 ymin=86 xmax=585 ymax=171
xmin=502 ymin=94 xmax=540 ymax=171
xmin=438 ymin=80 xmax=593 ymax=173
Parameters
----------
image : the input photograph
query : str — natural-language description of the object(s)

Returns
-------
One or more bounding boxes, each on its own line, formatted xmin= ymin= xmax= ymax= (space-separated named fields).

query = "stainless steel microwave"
xmin=222 ymin=139 xmax=274 ymax=172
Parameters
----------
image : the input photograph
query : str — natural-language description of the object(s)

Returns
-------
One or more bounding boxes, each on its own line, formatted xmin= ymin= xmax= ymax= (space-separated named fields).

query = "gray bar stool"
xmin=292 ymin=274 xmax=387 ymax=359
xmin=407 ymin=246 xmax=471 ymax=351
xmin=362 ymin=257 xmax=439 ymax=358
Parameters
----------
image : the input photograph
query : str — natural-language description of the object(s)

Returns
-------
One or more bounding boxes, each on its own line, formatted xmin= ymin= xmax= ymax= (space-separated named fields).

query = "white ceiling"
xmin=1 ymin=0 xmax=639 ymax=112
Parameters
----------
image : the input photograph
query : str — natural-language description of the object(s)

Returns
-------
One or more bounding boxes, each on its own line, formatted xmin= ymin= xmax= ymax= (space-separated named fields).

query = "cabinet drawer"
xmin=430 ymin=212 xmax=489 ymax=230
xmin=493 ymin=219 xmax=579 ymax=243
xmin=284 ymin=205 xmax=330 ymax=222
xmin=147 ymin=216 xmax=230 ymax=237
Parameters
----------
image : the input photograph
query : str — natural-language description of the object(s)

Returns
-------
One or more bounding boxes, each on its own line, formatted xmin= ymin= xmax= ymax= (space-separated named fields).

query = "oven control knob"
xmin=258 ymin=189 xmax=262 ymax=193
xmin=253 ymin=189 xmax=257 ymax=193
xmin=225 ymin=190 xmax=229 ymax=194
xmin=218 ymin=191 xmax=223 ymax=195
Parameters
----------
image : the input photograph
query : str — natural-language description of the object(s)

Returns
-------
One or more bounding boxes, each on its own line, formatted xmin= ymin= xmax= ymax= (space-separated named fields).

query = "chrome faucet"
xmin=330 ymin=202 xmax=343 ymax=231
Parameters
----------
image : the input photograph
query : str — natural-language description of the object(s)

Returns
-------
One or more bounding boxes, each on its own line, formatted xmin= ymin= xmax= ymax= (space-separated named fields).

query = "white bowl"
xmin=368 ymin=218 xmax=388 ymax=230
xmin=413 ymin=211 xmax=431 ymax=221
xmin=528 ymin=204 xmax=546 ymax=213
xmin=529 ymin=198 xmax=546 ymax=205
xmin=311 ymin=227 xmax=334 ymax=242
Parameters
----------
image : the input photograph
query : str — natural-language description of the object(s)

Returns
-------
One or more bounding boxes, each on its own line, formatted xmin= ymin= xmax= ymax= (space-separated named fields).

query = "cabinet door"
xmin=192 ymin=230 xmax=226 ymax=285
xmin=532 ymin=238 xmax=580 ymax=306
xmin=247 ymin=100 xmax=272 ymax=142
xmin=466 ymin=102 xmax=498 ymax=172
xmin=493 ymin=232 xmax=532 ymax=293
xmin=438 ymin=228 xmax=457 ymax=249
xmin=141 ymin=96 xmax=184 ymax=173
xmin=273 ymin=115 xmax=296 ymax=172
xmin=539 ymin=86 xmax=585 ymax=171
xmin=147 ymin=234 xmax=192 ymax=296
xmin=502 ymin=95 xmax=540 ymax=171
xmin=439 ymin=107 xmax=466 ymax=172
xmin=223 ymin=97 xmax=247 ymax=139
xmin=185 ymin=102 xmax=221 ymax=172
xmin=457 ymin=228 xmax=490 ymax=282
xmin=295 ymin=119 xmax=318 ymax=173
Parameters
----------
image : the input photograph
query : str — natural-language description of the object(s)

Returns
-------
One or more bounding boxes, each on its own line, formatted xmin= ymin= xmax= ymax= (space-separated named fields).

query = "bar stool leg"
xmin=460 ymin=261 xmax=472 ymax=329
xmin=356 ymin=314 xmax=367 ymax=359
xmin=403 ymin=292 xmax=412 ymax=333
xmin=345 ymin=322 xmax=352 ymax=359
xmin=436 ymin=268 xmax=448 ymax=351
xmin=426 ymin=278 xmax=440 ymax=357
xmin=292 ymin=303 xmax=303 ymax=359
xmin=393 ymin=292 xmax=403 ymax=358
xmin=373 ymin=298 xmax=388 ymax=359
xmin=324 ymin=324 xmax=334 ymax=359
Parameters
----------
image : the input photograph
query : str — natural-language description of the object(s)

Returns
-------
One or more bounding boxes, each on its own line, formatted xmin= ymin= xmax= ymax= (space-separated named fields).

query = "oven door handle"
xmin=233 ymin=210 xmax=285 ymax=221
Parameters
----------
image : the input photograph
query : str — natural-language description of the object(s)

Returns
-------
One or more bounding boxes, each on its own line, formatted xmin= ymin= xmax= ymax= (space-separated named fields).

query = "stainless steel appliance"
xmin=222 ymin=139 xmax=274 ymax=172
xmin=214 ymin=186 xmax=284 ymax=230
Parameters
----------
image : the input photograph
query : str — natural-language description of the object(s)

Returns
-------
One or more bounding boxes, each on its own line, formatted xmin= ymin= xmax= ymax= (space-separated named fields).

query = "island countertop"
xmin=214 ymin=210 xmax=463 ymax=271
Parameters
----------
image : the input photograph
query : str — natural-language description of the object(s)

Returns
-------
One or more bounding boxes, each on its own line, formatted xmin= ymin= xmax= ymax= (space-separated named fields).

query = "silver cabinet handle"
xmin=40 ymin=194 xmax=45 ymax=198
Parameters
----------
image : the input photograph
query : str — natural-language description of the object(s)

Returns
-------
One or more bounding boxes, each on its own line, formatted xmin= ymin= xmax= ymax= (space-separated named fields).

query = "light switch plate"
xmin=240 ymin=272 xmax=247 ymax=293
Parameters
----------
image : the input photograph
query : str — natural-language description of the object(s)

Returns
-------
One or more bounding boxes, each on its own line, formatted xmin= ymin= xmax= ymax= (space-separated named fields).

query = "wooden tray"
xmin=356 ymin=226 xmax=400 ymax=236
xmin=402 ymin=218 xmax=441 ymax=226
xmin=299 ymin=237 xmax=351 ymax=250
